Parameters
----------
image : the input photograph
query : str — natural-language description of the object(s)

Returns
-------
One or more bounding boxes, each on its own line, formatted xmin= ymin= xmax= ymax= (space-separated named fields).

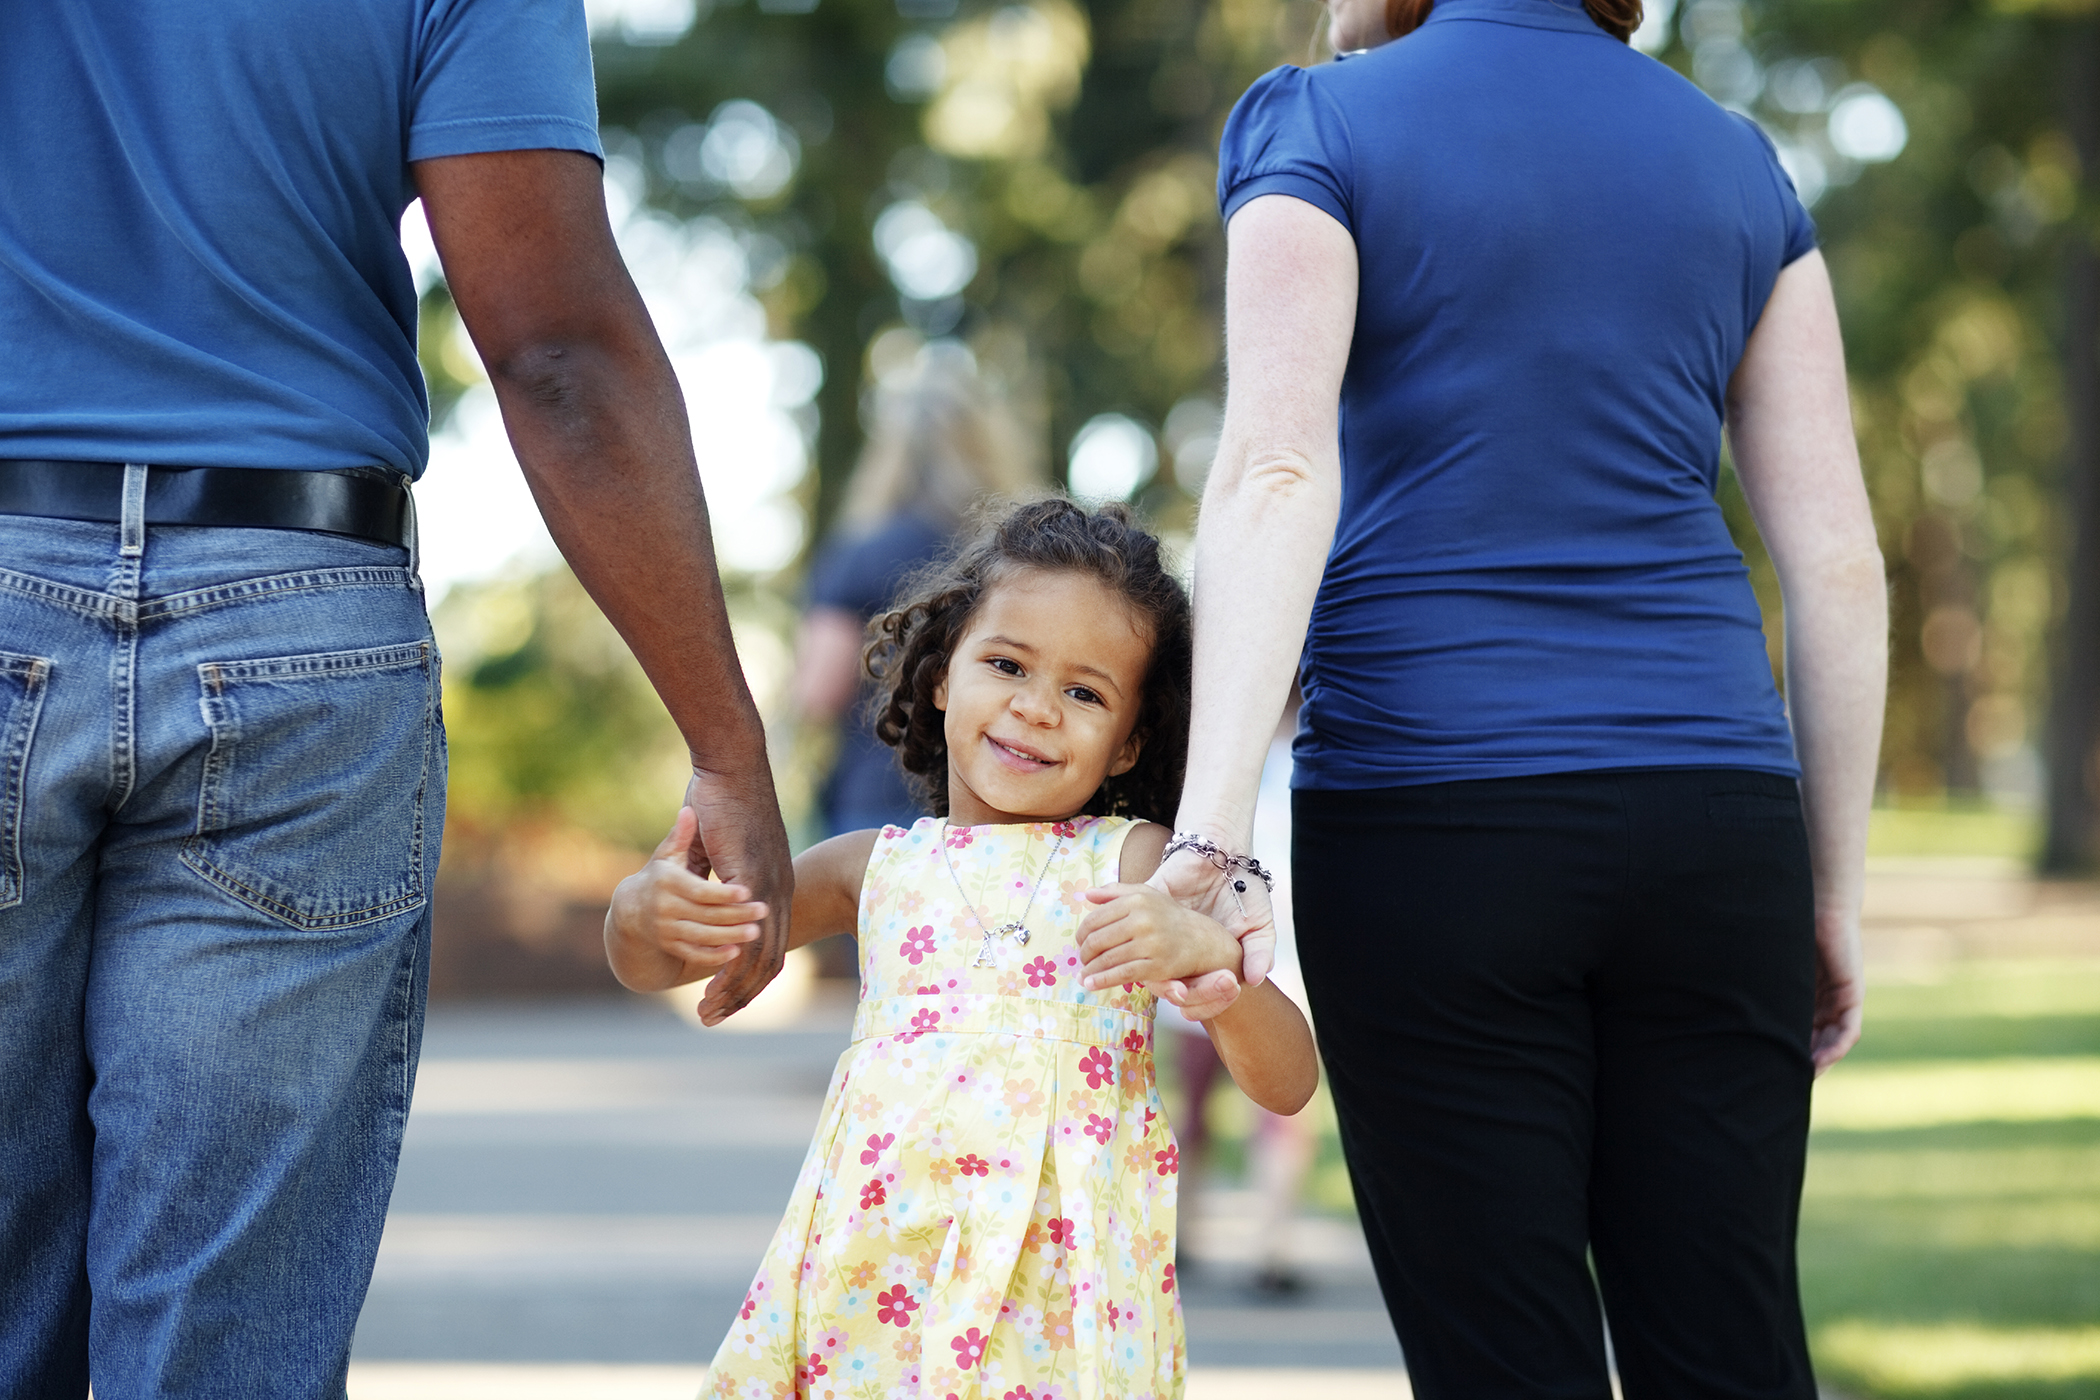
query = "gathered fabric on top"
xmin=707 ymin=815 xmax=1185 ymax=1400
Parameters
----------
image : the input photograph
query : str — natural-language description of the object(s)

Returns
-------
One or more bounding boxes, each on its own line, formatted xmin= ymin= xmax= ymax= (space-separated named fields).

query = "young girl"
xmin=608 ymin=498 xmax=1318 ymax=1400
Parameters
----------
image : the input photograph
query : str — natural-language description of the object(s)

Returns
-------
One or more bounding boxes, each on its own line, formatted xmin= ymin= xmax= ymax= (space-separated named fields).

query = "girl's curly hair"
xmin=864 ymin=497 xmax=1192 ymax=826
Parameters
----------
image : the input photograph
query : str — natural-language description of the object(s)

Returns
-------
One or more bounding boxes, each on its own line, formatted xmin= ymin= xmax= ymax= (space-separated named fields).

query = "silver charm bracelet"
xmin=1160 ymin=833 xmax=1275 ymax=891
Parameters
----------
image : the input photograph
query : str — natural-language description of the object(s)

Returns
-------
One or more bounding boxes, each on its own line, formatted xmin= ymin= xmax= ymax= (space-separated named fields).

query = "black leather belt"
xmin=0 ymin=459 xmax=412 ymax=548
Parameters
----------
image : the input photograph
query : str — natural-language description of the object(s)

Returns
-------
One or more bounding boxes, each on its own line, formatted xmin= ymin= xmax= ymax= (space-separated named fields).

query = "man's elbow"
xmin=487 ymin=339 xmax=602 ymax=415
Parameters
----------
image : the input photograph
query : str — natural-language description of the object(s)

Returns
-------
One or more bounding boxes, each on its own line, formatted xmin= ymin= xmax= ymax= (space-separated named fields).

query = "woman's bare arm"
xmin=1725 ymin=250 xmax=1888 ymax=1074
xmin=1151 ymin=194 xmax=1357 ymax=1010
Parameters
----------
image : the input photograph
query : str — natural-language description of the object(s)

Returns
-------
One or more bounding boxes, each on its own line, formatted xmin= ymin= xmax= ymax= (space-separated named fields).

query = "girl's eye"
xmin=990 ymin=657 xmax=1022 ymax=676
xmin=1067 ymin=686 xmax=1103 ymax=706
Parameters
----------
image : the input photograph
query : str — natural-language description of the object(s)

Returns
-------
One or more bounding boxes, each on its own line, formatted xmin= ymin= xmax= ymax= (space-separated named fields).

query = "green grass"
xmin=1868 ymin=804 xmax=2042 ymax=861
xmin=1802 ymin=960 xmax=2100 ymax=1399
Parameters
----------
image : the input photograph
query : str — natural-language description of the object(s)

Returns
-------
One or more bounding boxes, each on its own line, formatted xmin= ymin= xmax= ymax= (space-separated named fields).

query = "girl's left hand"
xmin=1075 ymin=884 xmax=1243 ymax=990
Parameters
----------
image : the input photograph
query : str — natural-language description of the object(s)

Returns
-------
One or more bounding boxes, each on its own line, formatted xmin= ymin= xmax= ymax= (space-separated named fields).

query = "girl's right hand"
xmin=605 ymin=806 xmax=768 ymax=988
xmin=1143 ymin=845 xmax=1279 ymax=1018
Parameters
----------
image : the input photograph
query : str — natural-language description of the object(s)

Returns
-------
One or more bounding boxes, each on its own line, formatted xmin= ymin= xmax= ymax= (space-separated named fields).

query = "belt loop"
xmin=399 ymin=472 xmax=420 ymax=577
xmin=120 ymin=463 xmax=148 ymax=557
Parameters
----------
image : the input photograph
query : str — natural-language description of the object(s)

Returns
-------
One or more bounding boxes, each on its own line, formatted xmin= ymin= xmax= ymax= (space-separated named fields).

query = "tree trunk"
xmin=2043 ymin=18 xmax=2100 ymax=872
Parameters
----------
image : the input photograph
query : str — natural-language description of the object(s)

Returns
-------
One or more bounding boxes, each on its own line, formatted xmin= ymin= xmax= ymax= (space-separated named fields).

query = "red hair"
xmin=1381 ymin=0 xmax=1642 ymax=42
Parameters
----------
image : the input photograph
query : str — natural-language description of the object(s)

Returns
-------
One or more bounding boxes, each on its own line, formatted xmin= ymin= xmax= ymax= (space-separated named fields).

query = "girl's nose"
xmin=1011 ymin=682 xmax=1059 ymax=725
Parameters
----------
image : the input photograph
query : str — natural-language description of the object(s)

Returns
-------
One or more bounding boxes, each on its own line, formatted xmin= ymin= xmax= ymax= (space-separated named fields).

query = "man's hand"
xmin=1810 ymin=907 xmax=1864 ymax=1076
xmin=684 ymin=767 xmax=795 ymax=1026
xmin=1077 ymin=883 xmax=1243 ymax=991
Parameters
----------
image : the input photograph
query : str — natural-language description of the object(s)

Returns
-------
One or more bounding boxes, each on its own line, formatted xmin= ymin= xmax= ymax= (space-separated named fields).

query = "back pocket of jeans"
xmin=183 ymin=641 xmax=435 ymax=931
xmin=0 ymin=651 xmax=52 ymax=910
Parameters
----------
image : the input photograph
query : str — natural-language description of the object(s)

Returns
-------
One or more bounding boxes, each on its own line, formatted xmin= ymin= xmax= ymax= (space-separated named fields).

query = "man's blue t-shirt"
xmin=1218 ymin=0 xmax=1816 ymax=789
xmin=0 ymin=0 xmax=602 ymax=478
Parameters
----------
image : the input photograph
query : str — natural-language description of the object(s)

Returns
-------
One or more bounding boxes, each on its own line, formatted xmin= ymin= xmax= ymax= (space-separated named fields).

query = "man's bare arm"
xmin=415 ymin=148 xmax=793 ymax=1025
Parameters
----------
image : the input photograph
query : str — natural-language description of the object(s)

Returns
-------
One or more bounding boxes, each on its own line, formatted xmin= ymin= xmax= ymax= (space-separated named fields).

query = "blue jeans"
xmin=0 ymin=503 xmax=444 ymax=1399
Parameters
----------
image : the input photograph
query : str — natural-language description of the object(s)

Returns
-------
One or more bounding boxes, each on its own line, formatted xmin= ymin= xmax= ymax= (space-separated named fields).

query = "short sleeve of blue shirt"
xmin=1733 ymin=112 xmax=1819 ymax=266
xmin=411 ymin=0 xmax=603 ymax=162
xmin=1 ymin=0 xmax=603 ymax=478
xmin=1218 ymin=67 xmax=1357 ymax=234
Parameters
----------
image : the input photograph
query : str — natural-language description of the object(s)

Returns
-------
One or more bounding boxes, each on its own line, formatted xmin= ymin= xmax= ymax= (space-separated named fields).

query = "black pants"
xmin=1294 ymin=768 xmax=1818 ymax=1400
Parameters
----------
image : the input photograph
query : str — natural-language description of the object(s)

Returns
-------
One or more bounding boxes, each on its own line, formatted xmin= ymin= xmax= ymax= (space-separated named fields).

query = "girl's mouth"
xmin=987 ymin=735 xmax=1057 ymax=770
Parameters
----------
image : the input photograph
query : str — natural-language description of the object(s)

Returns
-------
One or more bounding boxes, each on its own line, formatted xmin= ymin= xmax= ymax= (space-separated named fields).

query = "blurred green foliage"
xmin=1720 ymin=0 xmax=2088 ymax=818
xmin=583 ymin=0 xmax=1321 ymax=530
xmin=434 ymin=568 xmax=696 ymax=851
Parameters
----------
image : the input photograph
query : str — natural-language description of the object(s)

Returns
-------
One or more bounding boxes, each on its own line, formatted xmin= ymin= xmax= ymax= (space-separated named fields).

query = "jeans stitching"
xmin=0 ymin=653 xmax=51 ymax=909
xmin=201 ymin=642 xmax=432 ymax=682
xmin=141 ymin=567 xmax=415 ymax=622
xmin=0 ymin=568 xmax=121 ymax=620
xmin=0 ymin=565 xmax=413 ymax=624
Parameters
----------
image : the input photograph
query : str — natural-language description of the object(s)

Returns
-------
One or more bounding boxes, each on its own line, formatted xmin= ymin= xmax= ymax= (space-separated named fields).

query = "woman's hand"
xmin=1076 ymin=883 xmax=1245 ymax=990
xmin=604 ymin=806 xmax=767 ymax=994
xmin=1811 ymin=907 xmax=1865 ymax=1075
xmin=1135 ymin=847 xmax=1283 ymax=1017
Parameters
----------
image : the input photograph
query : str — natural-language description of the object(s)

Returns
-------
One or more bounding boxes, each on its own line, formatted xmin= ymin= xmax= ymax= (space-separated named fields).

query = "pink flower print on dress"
xmin=861 ymin=1178 xmax=887 ymax=1209
xmin=945 ymin=827 xmax=974 ymax=849
xmin=1122 ymin=1029 xmax=1148 ymax=1053
xmin=797 ymin=1352 xmax=828 ymax=1387
xmin=956 ymin=1153 xmax=990 ymax=1177
xmin=950 ymin=1327 xmax=989 ymax=1369
xmin=1079 ymin=1047 xmax=1115 ymax=1089
xmin=876 ymin=1284 xmax=920 ymax=1326
xmin=860 ymin=1132 xmax=895 ymax=1166
xmin=1162 ymin=1262 xmax=1177 ymax=1294
xmin=1084 ymin=1113 xmax=1115 ymax=1145
xmin=1107 ymin=1301 xmax=1122 ymax=1333
xmin=1050 ymin=820 xmax=1077 ymax=839
xmin=899 ymin=926 xmax=937 ymax=965
xmin=1022 ymin=956 xmax=1057 ymax=988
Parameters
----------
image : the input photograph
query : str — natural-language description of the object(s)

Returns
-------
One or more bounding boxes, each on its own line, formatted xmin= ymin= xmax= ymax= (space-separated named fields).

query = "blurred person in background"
xmin=1152 ymin=0 xmax=1888 ymax=1395
xmin=1161 ymin=700 xmax=1318 ymax=1297
xmin=793 ymin=345 xmax=1036 ymax=839
xmin=0 ymin=4 xmax=789 ymax=1394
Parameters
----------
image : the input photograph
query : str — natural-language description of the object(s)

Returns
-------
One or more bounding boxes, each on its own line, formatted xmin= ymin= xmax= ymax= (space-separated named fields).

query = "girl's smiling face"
xmin=933 ymin=569 xmax=1153 ymax=826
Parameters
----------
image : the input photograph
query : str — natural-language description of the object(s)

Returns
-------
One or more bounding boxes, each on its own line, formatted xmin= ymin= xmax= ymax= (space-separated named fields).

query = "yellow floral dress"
xmin=707 ymin=816 xmax=1185 ymax=1400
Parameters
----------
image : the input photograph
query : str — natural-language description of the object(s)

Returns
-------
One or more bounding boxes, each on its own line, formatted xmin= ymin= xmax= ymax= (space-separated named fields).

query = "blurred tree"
xmin=1660 ymin=0 xmax=2096 ymax=863
xmin=2043 ymin=16 xmax=2099 ymax=869
xmin=588 ymin=0 xmax=1317 ymax=535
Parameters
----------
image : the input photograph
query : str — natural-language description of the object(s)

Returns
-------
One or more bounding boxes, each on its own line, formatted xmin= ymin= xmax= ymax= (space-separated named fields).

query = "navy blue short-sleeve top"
xmin=1218 ymin=0 xmax=1817 ymax=789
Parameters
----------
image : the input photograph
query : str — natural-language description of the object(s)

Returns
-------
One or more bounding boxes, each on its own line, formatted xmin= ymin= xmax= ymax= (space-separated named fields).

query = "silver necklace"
xmin=940 ymin=823 xmax=1068 ymax=968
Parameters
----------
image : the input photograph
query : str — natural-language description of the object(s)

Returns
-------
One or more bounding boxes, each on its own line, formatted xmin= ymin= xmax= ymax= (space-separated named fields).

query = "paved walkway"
xmin=351 ymin=992 xmax=1406 ymax=1386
